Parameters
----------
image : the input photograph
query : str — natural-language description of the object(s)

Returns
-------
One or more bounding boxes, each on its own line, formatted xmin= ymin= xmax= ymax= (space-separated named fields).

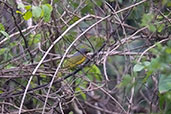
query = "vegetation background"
xmin=0 ymin=0 xmax=170 ymax=113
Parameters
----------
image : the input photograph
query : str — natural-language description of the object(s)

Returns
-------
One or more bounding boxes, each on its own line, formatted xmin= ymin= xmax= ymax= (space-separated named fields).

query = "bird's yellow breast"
xmin=64 ymin=55 xmax=86 ymax=69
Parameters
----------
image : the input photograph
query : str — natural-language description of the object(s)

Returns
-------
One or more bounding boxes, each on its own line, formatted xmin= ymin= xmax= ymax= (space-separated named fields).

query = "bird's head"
xmin=79 ymin=48 xmax=90 ymax=54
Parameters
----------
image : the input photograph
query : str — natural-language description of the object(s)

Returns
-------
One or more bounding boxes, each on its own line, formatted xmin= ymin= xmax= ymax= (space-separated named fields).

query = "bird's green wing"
xmin=63 ymin=55 xmax=86 ymax=69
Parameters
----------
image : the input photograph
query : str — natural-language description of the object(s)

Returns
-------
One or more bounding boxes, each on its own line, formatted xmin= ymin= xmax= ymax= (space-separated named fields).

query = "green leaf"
xmin=143 ymin=69 xmax=153 ymax=83
xmin=159 ymin=93 xmax=165 ymax=110
xmin=69 ymin=111 xmax=74 ymax=114
xmin=81 ymin=3 xmax=94 ymax=15
xmin=148 ymin=24 xmax=156 ymax=32
xmin=167 ymin=1 xmax=171 ymax=7
xmin=141 ymin=13 xmax=154 ymax=27
xmin=160 ymin=91 xmax=171 ymax=113
xmin=16 ymin=10 xmax=22 ymax=14
xmin=157 ymin=23 xmax=165 ymax=32
xmin=150 ymin=58 xmax=160 ymax=70
xmin=0 ymin=31 xmax=9 ymax=39
xmin=69 ymin=0 xmax=79 ymax=8
xmin=84 ymin=65 xmax=102 ymax=81
xmin=0 ymin=23 xmax=5 ymax=31
xmin=39 ymin=73 xmax=46 ymax=78
xmin=143 ymin=61 xmax=151 ymax=67
xmin=32 ymin=6 xmax=42 ymax=18
xmin=17 ymin=3 xmax=25 ymax=9
xmin=0 ymin=48 xmax=7 ymax=55
xmin=95 ymin=38 xmax=105 ymax=48
xmin=157 ymin=15 xmax=163 ymax=20
xmin=28 ymin=34 xmax=41 ymax=45
xmin=23 ymin=11 xmax=32 ymax=20
xmin=159 ymin=74 xmax=171 ymax=93
xmin=33 ymin=34 xmax=41 ymax=44
xmin=42 ymin=4 xmax=53 ymax=22
xmin=133 ymin=63 xmax=144 ymax=72
xmin=25 ymin=5 xmax=31 ymax=10
xmin=0 ymin=90 xmax=3 ymax=94
xmin=165 ymin=48 xmax=171 ymax=54
xmin=68 ymin=16 xmax=80 ymax=25
xmin=5 ymin=64 xmax=14 ymax=69
xmin=162 ymin=0 xmax=170 ymax=6
xmin=75 ymin=87 xmax=86 ymax=100
xmin=96 ymin=0 xmax=103 ymax=6
xmin=117 ymin=74 xmax=132 ymax=88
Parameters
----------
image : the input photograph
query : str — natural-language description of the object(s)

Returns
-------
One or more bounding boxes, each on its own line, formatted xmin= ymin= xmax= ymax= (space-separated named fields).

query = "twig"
xmin=137 ymin=38 xmax=170 ymax=62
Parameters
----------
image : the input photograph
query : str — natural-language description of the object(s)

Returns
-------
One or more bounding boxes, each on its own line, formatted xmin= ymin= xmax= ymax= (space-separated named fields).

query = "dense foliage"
xmin=0 ymin=0 xmax=170 ymax=113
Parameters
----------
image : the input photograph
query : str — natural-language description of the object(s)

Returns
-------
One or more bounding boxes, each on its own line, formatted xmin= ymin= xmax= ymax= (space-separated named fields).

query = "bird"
xmin=63 ymin=48 xmax=90 ymax=69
